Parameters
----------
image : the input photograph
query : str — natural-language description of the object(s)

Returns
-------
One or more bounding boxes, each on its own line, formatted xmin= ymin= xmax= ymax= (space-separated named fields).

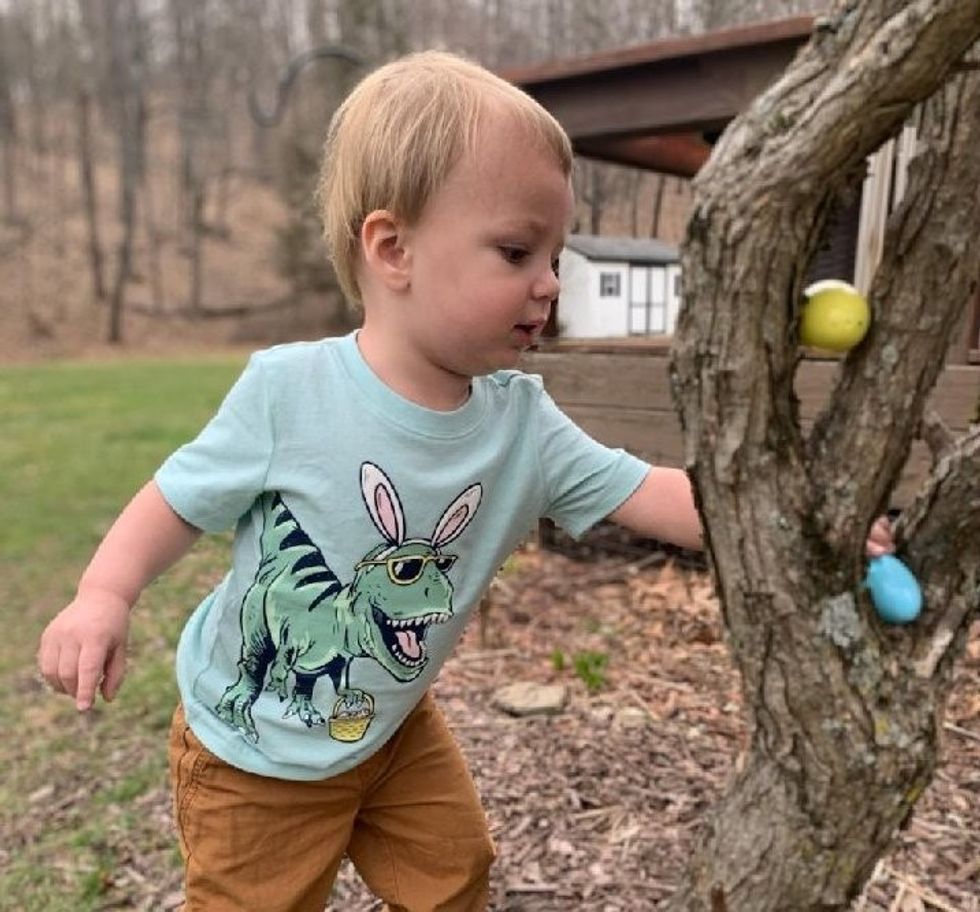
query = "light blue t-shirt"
xmin=155 ymin=332 xmax=648 ymax=780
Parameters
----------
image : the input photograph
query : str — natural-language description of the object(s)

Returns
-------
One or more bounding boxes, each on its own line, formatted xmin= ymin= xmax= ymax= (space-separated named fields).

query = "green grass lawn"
xmin=0 ymin=355 xmax=246 ymax=910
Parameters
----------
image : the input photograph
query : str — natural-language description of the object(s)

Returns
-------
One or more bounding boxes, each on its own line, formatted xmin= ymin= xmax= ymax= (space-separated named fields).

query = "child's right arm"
xmin=37 ymin=480 xmax=201 ymax=712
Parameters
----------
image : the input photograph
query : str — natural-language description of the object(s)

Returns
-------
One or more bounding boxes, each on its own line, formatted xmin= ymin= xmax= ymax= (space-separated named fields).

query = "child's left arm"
xmin=607 ymin=467 xmax=702 ymax=551
xmin=608 ymin=467 xmax=897 ymax=558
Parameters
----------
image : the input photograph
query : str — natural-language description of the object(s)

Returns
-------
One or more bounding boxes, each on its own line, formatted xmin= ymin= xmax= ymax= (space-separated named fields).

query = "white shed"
xmin=557 ymin=234 xmax=681 ymax=339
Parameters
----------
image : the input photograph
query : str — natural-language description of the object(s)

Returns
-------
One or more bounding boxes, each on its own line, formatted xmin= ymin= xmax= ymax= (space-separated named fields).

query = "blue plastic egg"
xmin=865 ymin=555 xmax=922 ymax=624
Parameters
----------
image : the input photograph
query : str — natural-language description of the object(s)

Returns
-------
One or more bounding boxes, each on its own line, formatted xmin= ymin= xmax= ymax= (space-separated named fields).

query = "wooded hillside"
xmin=0 ymin=0 xmax=825 ymax=357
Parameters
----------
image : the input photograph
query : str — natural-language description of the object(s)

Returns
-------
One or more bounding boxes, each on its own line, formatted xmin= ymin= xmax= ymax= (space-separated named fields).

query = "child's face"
xmin=399 ymin=110 xmax=574 ymax=378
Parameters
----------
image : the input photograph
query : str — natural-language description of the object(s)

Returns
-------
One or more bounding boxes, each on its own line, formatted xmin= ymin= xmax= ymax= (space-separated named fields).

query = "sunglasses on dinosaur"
xmin=354 ymin=553 xmax=458 ymax=585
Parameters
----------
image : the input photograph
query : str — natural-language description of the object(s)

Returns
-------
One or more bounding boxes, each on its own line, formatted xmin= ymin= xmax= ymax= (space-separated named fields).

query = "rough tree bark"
xmin=668 ymin=3 xmax=980 ymax=910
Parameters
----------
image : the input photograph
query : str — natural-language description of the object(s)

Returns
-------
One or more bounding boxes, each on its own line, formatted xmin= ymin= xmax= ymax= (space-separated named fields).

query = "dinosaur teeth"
xmin=389 ymin=614 xmax=449 ymax=628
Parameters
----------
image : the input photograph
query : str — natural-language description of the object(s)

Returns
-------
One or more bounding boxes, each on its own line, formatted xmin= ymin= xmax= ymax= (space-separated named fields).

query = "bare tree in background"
xmin=101 ymin=0 xmax=146 ymax=344
xmin=575 ymin=160 xmax=610 ymax=234
xmin=75 ymin=89 xmax=106 ymax=304
xmin=675 ymin=0 xmax=830 ymax=33
xmin=170 ymin=0 xmax=214 ymax=314
xmin=649 ymin=174 xmax=668 ymax=238
xmin=0 ymin=14 xmax=19 ymax=225
xmin=12 ymin=0 xmax=48 ymax=175
xmin=670 ymin=3 xmax=980 ymax=909
xmin=71 ymin=1 xmax=111 ymax=310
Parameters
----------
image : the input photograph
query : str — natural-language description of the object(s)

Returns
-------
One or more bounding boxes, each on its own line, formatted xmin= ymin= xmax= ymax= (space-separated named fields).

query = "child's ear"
xmin=361 ymin=210 xmax=411 ymax=293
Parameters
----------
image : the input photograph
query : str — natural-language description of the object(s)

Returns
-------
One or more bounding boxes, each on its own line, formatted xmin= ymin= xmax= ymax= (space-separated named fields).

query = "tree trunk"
xmin=0 ymin=14 xmax=19 ymax=225
xmin=169 ymin=0 xmax=211 ymax=314
xmin=212 ymin=164 xmax=233 ymax=237
xmin=104 ymin=0 xmax=144 ymax=344
xmin=650 ymin=174 xmax=667 ymax=238
xmin=588 ymin=162 xmax=602 ymax=234
xmin=140 ymin=156 xmax=165 ymax=313
xmin=668 ymin=3 xmax=980 ymax=909
xmin=76 ymin=90 xmax=106 ymax=303
xmin=188 ymin=183 xmax=205 ymax=314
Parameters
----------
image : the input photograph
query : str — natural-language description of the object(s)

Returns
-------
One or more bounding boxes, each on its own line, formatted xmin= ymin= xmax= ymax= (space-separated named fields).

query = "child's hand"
xmin=37 ymin=591 xmax=131 ymax=712
xmin=865 ymin=515 xmax=896 ymax=558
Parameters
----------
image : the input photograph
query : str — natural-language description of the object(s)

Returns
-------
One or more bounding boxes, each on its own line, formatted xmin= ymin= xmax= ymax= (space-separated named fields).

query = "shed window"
xmin=599 ymin=272 xmax=620 ymax=297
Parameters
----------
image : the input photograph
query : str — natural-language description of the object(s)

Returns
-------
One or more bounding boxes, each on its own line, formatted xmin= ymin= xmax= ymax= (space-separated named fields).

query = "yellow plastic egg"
xmin=800 ymin=279 xmax=870 ymax=352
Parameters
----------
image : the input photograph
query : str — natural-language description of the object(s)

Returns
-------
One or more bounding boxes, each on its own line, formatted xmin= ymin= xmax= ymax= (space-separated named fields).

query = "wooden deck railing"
xmin=524 ymin=342 xmax=978 ymax=505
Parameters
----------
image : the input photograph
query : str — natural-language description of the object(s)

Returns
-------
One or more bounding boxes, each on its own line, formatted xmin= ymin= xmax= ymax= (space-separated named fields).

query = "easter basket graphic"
xmin=329 ymin=689 xmax=376 ymax=742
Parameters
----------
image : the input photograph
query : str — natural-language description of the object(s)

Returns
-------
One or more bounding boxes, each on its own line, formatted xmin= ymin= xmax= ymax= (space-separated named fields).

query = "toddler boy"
xmin=39 ymin=51 xmax=893 ymax=912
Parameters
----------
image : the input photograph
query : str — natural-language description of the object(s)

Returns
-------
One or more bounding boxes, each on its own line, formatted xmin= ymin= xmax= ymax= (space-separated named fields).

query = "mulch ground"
xmin=25 ymin=532 xmax=976 ymax=911
xmin=325 ymin=532 xmax=980 ymax=911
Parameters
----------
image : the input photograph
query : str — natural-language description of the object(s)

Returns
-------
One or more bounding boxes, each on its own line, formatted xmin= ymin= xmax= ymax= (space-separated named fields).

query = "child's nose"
xmin=533 ymin=263 xmax=560 ymax=300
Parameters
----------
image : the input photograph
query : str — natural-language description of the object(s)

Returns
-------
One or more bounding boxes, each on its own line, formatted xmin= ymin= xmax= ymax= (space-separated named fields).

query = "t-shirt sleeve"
xmin=154 ymin=353 xmax=273 ymax=533
xmin=535 ymin=389 xmax=649 ymax=539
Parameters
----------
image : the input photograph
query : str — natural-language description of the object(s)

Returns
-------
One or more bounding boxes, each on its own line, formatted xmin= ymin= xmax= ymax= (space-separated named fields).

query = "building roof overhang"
xmin=503 ymin=16 xmax=814 ymax=177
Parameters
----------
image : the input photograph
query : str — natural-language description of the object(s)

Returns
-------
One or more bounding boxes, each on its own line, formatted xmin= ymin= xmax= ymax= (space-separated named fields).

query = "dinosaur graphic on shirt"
xmin=214 ymin=462 xmax=481 ymax=743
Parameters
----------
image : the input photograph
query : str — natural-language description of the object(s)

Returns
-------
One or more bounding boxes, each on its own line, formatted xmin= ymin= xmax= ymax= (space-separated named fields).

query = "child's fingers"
xmin=75 ymin=641 xmax=108 ymax=712
xmin=55 ymin=641 xmax=82 ymax=701
xmin=100 ymin=645 xmax=127 ymax=703
xmin=37 ymin=638 xmax=63 ymax=694
xmin=868 ymin=516 xmax=895 ymax=553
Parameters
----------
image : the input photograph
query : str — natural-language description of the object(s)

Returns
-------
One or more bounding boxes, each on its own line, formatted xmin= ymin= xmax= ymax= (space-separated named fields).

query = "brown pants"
xmin=168 ymin=694 xmax=495 ymax=912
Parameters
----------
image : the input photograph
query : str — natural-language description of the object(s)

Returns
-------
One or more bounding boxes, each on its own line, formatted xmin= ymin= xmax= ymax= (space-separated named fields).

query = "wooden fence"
xmin=523 ymin=343 xmax=978 ymax=506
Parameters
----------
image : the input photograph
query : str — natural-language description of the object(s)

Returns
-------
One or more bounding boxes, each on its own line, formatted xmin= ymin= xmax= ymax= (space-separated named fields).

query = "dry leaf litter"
xmin=330 ymin=527 xmax=980 ymax=911
xmin=11 ymin=526 xmax=977 ymax=911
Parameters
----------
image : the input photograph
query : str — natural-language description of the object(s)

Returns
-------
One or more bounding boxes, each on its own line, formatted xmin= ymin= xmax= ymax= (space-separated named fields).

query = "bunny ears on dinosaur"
xmin=360 ymin=462 xmax=482 ymax=549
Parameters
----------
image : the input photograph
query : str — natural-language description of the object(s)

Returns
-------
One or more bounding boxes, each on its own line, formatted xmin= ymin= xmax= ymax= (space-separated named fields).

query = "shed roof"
xmin=565 ymin=233 xmax=678 ymax=265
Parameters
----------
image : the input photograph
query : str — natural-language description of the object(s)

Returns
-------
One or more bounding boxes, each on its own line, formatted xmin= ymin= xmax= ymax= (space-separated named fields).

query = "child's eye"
xmin=499 ymin=246 xmax=528 ymax=264
xmin=551 ymin=258 xmax=560 ymax=276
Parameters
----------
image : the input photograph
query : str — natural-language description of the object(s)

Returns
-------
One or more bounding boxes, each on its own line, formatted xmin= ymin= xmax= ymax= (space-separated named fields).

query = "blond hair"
xmin=317 ymin=50 xmax=573 ymax=304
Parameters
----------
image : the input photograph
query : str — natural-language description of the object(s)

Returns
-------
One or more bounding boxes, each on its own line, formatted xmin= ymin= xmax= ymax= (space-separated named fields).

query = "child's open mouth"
xmin=514 ymin=323 xmax=542 ymax=342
